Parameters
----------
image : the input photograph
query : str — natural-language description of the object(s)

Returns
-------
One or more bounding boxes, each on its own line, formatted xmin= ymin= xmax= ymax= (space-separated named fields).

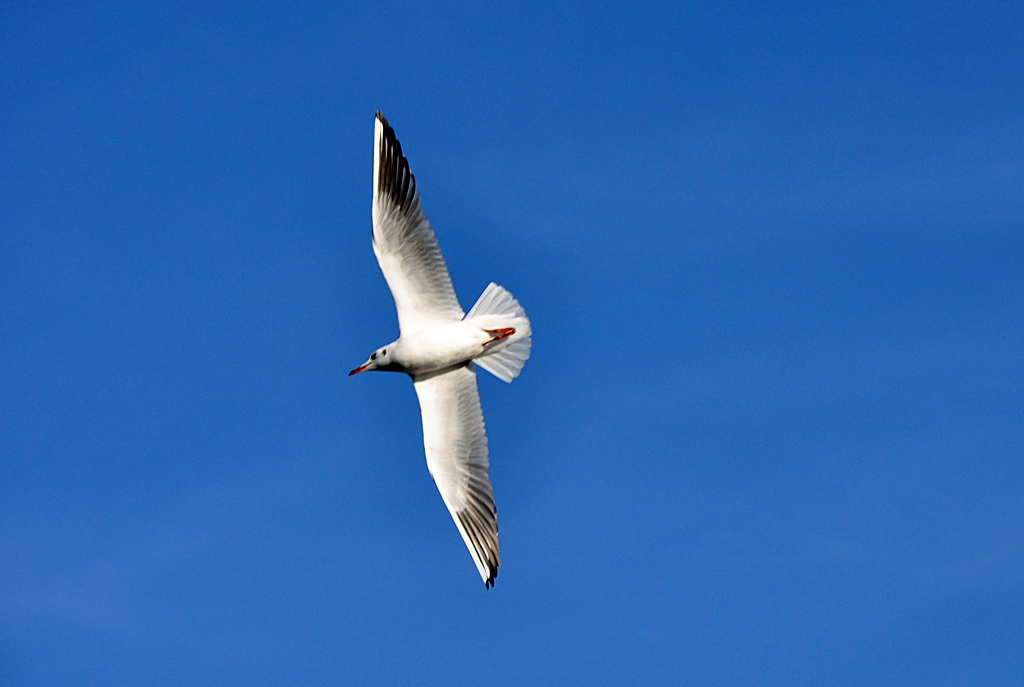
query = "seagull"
xmin=349 ymin=112 xmax=531 ymax=588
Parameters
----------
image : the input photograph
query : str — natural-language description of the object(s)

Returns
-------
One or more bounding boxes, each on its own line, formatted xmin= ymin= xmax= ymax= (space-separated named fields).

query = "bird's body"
xmin=393 ymin=322 xmax=493 ymax=374
xmin=355 ymin=320 xmax=515 ymax=377
xmin=350 ymin=112 xmax=531 ymax=588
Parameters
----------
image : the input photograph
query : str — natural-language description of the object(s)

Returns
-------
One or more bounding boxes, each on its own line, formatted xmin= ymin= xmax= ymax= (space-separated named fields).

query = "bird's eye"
xmin=371 ymin=353 xmax=377 ymax=360
xmin=382 ymin=349 xmax=386 ymax=356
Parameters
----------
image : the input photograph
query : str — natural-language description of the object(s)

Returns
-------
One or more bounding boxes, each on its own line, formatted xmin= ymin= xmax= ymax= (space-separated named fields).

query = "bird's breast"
xmin=395 ymin=322 xmax=490 ymax=375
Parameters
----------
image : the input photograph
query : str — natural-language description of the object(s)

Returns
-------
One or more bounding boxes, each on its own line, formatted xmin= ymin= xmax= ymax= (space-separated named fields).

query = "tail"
xmin=465 ymin=283 xmax=532 ymax=383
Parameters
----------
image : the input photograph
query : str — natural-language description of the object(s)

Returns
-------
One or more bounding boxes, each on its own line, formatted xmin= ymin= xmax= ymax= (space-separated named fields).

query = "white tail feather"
xmin=465 ymin=283 xmax=532 ymax=383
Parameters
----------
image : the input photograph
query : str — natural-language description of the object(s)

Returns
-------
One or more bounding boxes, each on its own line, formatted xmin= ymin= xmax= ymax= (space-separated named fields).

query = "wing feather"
xmin=413 ymin=364 xmax=500 ymax=587
xmin=372 ymin=112 xmax=464 ymax=335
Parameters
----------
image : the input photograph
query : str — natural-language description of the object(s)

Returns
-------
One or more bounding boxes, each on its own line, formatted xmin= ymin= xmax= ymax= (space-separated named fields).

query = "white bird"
xmin=349 ymin=112 xmax=531 ymax=588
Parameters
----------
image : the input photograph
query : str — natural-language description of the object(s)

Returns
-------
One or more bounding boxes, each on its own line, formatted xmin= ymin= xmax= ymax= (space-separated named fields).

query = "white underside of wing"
xmin=413 ymin=364 xmax=499 ymax=586
xmin=372 ymin=114 xmax=464 ymax=335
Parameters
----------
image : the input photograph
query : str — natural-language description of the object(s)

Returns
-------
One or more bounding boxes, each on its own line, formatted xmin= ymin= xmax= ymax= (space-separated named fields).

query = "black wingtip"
xmin=485 ymin=559 xmax=498 ymax=589
xmin=375 ymin=111 xmax=402 ymax=158
xmin=375 ymin=111 xmax=415 ymax=212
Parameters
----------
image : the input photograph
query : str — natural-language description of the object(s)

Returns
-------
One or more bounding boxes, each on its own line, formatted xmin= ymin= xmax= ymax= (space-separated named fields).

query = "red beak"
xmin=349 ymin=362 xmax=370 ymax=376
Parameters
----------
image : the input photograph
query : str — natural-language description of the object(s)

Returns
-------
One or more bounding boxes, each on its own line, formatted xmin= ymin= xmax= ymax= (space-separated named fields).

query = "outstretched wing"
xmin=372 ymin=112 xmax=464 ymax=335
xmin=413 ymin=364 xmax=500 ymax=587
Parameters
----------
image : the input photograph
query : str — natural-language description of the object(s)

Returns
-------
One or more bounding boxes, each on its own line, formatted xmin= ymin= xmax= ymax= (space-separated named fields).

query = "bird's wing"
xmin=372 ymin=112 xmax=464 ymax=335
xmin=413 ymin=364 xmax=499 ymax=587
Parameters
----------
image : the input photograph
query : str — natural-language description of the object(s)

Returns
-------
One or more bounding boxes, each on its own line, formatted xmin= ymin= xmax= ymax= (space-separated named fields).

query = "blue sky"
xmin=2 ymin=1 xmax=1022 ymax=684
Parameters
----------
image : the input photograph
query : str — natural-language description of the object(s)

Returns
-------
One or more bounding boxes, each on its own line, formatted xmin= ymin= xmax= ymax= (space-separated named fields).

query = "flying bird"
xmin=350 ymin=112 xmax=531 ymax=588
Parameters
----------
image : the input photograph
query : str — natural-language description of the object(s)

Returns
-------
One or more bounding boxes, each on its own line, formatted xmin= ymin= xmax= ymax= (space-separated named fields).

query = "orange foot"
xmin=483 ymin=327 xmax=516 ymax=346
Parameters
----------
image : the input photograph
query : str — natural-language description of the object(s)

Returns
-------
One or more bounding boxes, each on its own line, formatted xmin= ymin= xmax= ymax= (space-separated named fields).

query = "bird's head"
xmin=349 ymin=344 xmax=400 ymax=375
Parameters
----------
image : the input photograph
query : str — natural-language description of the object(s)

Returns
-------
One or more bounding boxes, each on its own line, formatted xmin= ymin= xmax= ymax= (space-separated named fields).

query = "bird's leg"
xmin=483 ymin=327 xmax=516 ymax=346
